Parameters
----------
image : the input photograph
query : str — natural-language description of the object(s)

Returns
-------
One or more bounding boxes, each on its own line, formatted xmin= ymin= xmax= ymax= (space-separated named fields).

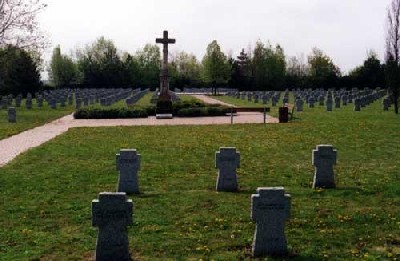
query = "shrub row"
xmin=176 ymin=106 xmax=230 ymax=117
xmin=73 ymin=108 xmax=148 ymax=119
xmin=73 ymin=99 xmax=230 ymax=119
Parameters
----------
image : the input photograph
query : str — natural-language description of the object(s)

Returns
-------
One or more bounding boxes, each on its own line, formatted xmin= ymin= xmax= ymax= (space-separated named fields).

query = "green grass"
xmin=209 ymin=95 xmax=292 ymax=118
xmin=0 ymin=97 xmax=399 ymax=260
xmin=0 ymin=101 xmax=75 ymax=140
xmin=85 ymin=93 xmax=201 ymax=109
xmin=212 ymin=95 xmax=267 ymax=108
xmin=133 ymin=92 xmax=155 ymax=107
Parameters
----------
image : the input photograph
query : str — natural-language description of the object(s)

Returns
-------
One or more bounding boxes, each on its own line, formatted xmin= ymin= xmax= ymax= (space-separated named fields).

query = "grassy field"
xmin=0 ymin=94 xmax=201 ymax=140
xmin=210 ymin=95 xmax=291 ymax=118
xmin=0 ymin=101 xmax=75 ymax=140
xmin=0 ymin=97 xmax=399 ymax=260
xmin=83 ymin=93 xmax=202 ymax=109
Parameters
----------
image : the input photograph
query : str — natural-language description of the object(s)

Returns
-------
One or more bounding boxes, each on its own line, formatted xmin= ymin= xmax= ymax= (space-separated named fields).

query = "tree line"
xmin=0 ymin=37 xmax=387 ymax=95
xmin=0 ymin=36 xmax=389 ymax=95
xmin=0 ymin=0 xmax=399 ymax=113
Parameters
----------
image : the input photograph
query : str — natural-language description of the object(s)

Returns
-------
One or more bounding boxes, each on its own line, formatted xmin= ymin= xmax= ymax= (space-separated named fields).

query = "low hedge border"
xmin=176 ymin=106 xmax=230 ymax=117
xmin=74 ymin=99 xmax=231 ymax=119
xmin=73 ymin=108 xmax=148 ymax=119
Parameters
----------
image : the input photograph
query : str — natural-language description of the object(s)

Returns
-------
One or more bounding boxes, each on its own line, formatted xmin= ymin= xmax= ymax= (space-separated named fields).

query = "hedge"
xmin=73 ymin=108 xmax=148 ymax=119
xmin=176 ymin=106 xmax=230 ymax=117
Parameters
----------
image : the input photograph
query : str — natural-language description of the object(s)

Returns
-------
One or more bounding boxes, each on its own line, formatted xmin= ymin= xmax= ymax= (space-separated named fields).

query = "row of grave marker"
xmin=114 ymin=145 xmax=337 ymax=194
xmin=0 ymin=88 xmax=149 ymax=111
xmin=91 ymin=145 xmax=337 ymax=259
xmin=226 ymin=88 xmax=391 ymax=112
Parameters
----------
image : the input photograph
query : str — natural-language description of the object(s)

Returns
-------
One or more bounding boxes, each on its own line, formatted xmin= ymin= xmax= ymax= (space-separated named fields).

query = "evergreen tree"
xmin=0 ymin=45 xmax=41 ymax=96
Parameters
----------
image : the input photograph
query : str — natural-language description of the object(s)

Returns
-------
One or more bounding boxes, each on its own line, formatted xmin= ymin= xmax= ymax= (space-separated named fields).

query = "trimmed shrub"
xmin=144 ymin=105 xmax=156 ymax=116
xmin=172 ymin=99 xmax=206 ymax=114
xmin=176 ymin=106 xmax=230 ymax=117
xmin=74 ymin=108 xmax=148 ymax=119
xmin=207 ymin=106 xmax=231 ymax=116
xmin=177 ymin=107 xmax=208 ymax=117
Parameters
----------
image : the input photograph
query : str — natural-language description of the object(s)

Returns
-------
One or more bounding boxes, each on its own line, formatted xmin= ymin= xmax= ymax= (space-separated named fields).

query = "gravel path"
xmin=191 ymin=95 xmax=236 ymax=107
xmin=0 ymin=96 xmax=277 ymax=167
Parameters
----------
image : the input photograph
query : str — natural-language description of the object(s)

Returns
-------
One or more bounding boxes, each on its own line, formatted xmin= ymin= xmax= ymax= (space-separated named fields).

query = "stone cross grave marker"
xmin=8 ymin=107 xmax=16 ymax=123
xmin=251 ymin=187 xmax=291 ymax=257
xmin=116 ymin=149 xmax=141 ymax=194
xmin=342 ymin=95 xmax=348 ymax=106
xmin=383 ymin=98 xmax=390 ymax=111
xmin=37 ymin=96 xmax=43 ymax=107
xmin=92 ymin=192 xmax=133 ymax=261
xmin=312 ymin=145 xmax=337 ymax=188
xmin=0 ymin=96 xmax=7 ymax=110
xmin=215 ymin=147 xmax=240 ymax=192
xmin=26 ymin=94 xmax=32 ymax=109
xmin=354 ymin=98 xmax=361 ymax=111
xmin=335 ymin=96 xmax=341 ymax=108
xmin=295 ymin=98 xmax=303 ymax=112
xmin=308 ymin=97 xmax=315 ymax=108
xmin=15 ymin=95 xmax=21 ymax=107
xmin=319 ymin=95 xmax=325 ymax=106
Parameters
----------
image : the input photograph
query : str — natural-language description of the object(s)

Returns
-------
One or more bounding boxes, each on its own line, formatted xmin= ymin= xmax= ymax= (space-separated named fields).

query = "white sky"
xmin=38 ymin=0 xmax=391 ymax=75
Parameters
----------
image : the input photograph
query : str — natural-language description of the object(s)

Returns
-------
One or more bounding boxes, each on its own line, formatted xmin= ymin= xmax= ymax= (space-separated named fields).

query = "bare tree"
xmin=0 ymin=0 xmax=48 ymax=52
xmin=386 ymin=0 xmax=400 ymax=114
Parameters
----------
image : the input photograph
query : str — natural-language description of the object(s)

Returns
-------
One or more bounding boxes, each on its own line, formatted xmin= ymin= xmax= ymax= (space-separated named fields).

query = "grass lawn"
xmin=209 ymin=95 xmax=293 ymax=118
xmin=83 ymin=93 xmax=203 ymax=109
xmin=0 ymin=98 xmax=399 ymax=260
xmin=0 ymin=93 xmax=210 ymax=141
xmin=0 ymin=101 xmax=75 ymax=140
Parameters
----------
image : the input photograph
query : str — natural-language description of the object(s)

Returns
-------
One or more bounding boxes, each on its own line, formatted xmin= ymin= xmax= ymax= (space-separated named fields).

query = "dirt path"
xmin=0 ymin=100 xmax=278 ymax=167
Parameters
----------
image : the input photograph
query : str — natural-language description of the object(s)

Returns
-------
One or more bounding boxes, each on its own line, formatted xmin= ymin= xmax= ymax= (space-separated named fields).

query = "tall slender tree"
xmin=135 ymin=44 xmax=160 ymax=89
xmin=385 ymin=0 xmax=400 ymax=114
xmin=252 ymin=41 xmax=286 ymax=91
xmin=48 ymin=45 xmax=78 ymax=88
xmin=201 ymin=40 xmax=231 ymax=95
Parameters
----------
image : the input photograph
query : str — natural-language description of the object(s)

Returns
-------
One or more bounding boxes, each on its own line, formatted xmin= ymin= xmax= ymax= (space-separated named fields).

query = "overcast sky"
xmin=38 ymin=0 xmax=392 ymax=74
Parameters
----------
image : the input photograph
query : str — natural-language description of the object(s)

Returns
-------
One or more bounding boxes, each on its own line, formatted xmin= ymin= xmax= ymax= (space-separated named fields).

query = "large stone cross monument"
xmin=155 ymin=30 xmax=176 ymax=118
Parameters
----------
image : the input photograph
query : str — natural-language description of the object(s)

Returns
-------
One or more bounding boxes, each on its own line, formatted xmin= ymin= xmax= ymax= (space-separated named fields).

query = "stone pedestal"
xmin=156 ymin=94 xmax=173 ymax=119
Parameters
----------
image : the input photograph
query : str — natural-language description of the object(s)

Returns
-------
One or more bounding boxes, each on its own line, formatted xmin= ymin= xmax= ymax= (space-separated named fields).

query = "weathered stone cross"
xmin=156 ymin=30 xmax=176 ymax=96
xmin=251 ymin=187 xmax=291 ymax=257
xmin=92 ymin=192 xmax=133 ymax=261
xmin=215 ymin=147 xmax=240 ymax=192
